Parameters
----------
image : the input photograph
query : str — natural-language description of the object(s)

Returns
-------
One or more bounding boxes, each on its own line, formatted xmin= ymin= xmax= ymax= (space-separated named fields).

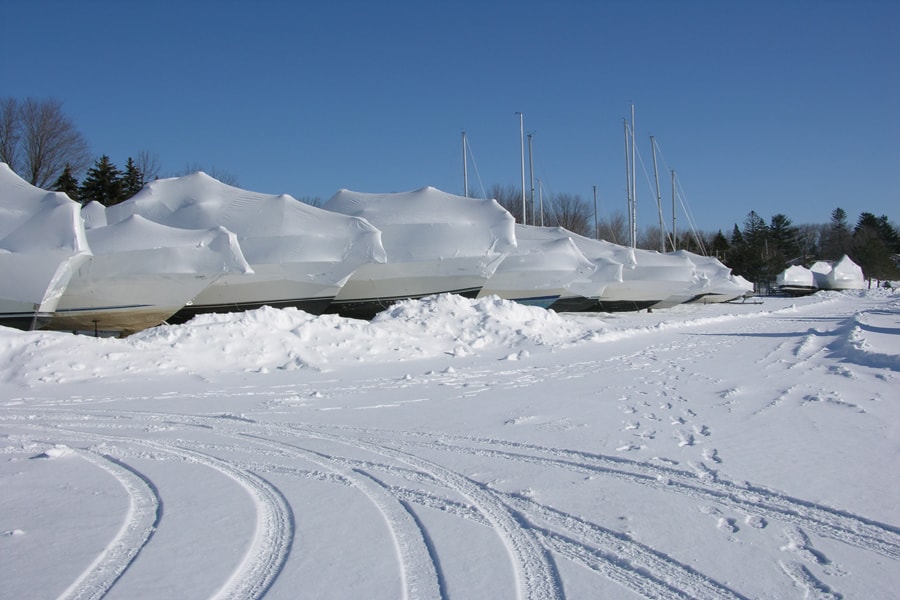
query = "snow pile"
xmin=0 ymin=294 xmax=596 ymax=384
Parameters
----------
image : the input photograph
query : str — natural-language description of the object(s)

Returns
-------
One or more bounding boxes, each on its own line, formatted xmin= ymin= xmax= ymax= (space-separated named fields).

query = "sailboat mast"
xmin=462 ymin=130 xmax=468 ymax=198
xmin=651 ymin=135 xmax=664 ymax=252
xmin=528 ymin=133 xmax=535 ymax=226
xmin=538 ymin=178 xmax=544 ymax=227
xmin=630 ymin=103 xmax=637 ymax=249
xmin=517 ymin=112 xmax=526 ymax=224
xmin=671 ymin=169 xmax=677 ymax=251
xmin=622 ymin=119 xmax=634 ymax=246
xmin=624 ymin=119 xmax=632 ymax=245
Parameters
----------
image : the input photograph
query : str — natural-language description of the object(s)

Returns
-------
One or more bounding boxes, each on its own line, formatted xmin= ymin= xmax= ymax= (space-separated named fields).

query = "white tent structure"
xmin=512 ymin=225 xmax=622 ymax=312
xmin=478 ymin=228 xmax=597 ymax=308
xmin=615 ymin=246 xmax=700 ymax=310
xmin=672 ymin=250 xmax=754 ymax=303
xmin=49 ymin=215 xmax=252 ymax=335
xmin=776 ymin=264 xmax=818 ymax=296
xmin=0 ymin=163 xmax=90 ymax=330
xmin=106 ymin=172 xmax=386 ymax=321
xmin=810 ymin=255 xmax=866 ymax=290
xmin=323 ymin=187 xmax=516 ymax=318
xmin=518 ymin=227 xmax=699 ymax=312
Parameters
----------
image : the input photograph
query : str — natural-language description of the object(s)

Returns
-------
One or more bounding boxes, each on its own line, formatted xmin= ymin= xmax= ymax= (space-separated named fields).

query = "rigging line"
xmin=532 ymin=142 xmax=563 ymax=228
xmin=634 ymin=142 xmax=676 ymax=249
xmin=674 ymin=174 xmax=708 ymax=255
xmin=464 ymin=136 xmax=489 ymax=200
xmin=653 ymin=139 xmax=705 ymax=254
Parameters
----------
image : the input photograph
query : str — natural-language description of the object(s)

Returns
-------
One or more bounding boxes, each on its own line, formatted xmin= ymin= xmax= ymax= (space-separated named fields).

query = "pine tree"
xmin=121 ymin=157 xmax=144 ymax=200
xmin=79 ymin=155 xmax=124 ymax=207
xmin=769 ymin=214 xmax=800 ymax=261
xmin=51 ymin=163 xmax=80 ymax=201
xmin=710 ymin=230 xmax=730 ymax=261
xmin=822 ymin=207 xmax=850 ymax=258
xmin=852 ymin=213 xmax=900 ymax=282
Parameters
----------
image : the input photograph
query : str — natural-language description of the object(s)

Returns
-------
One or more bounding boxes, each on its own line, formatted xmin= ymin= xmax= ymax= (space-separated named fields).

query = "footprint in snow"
xmin=694 ymin=424 xmax=711 ymax=437
xmin=717 ymin=517 xmax=739 ymax=533
xmin=744 ymin=515 xmax=767 ymax=529
xmin=702 ymin=448 xmax=722 ymax=463
xmin=676 ymin=431 xmax=695 ymax=447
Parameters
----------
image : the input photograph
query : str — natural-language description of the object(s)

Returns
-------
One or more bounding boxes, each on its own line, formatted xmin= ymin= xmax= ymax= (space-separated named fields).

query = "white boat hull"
xmin=0 ymin=251 xmax=88 ymax=330
xmin=329 ymin=255 xmax=503 ymax=318
xmin=170 ymin=260 xmax=353 ymax=322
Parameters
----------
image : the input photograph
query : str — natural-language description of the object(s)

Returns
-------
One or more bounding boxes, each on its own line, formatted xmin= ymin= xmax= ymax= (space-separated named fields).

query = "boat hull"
xmin=328 ymin=258 xmax=496 ymax=319
xmin=169 ymin=261 xmax=352 ymax=322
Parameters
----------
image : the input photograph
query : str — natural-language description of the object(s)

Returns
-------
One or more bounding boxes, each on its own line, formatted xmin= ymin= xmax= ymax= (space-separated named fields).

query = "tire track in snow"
xmin=355 ymin=431 xmax=900 ymax=561
xmin=11 ymin=423 xmax=293 ymax=600
xmin=56 ymin=450 xmax=161 ymax=600
xmin=288 ymin=426 xmax=565 ymax=600
xmin=31 ymin=409 xmax=561 ymax=600
xmin=240 ymin=433 xmax=444 ymax=600
xmin=10 ymin=407 xmax=898 ymax=598
xmin=504 ymin=493 xmax=746 ymax=600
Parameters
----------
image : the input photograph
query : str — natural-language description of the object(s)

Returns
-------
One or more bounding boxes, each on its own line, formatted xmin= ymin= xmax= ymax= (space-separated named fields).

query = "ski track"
xmin=5 ymin=400 xmax=899 ymax=599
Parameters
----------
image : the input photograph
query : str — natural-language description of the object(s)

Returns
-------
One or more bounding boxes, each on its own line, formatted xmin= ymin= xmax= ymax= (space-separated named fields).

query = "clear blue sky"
xmin=3 ymin=0 xmax=897 ymax=233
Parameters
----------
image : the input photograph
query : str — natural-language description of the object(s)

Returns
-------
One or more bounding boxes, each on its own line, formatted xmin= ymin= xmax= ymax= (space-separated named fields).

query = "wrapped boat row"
xmin=774 ymin=256 xmax=865 ymax=296
xmin=2 ymin=164 xmax=754 ymax=335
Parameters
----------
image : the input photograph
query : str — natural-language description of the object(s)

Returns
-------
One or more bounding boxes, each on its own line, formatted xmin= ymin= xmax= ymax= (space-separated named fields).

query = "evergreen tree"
xmin=730 ymin=223 xmax=745 ymax=248
xmin=79 ymin=155 xmax=123 ymax=206
xmin=727 ymin=211 xmax=773 ymax=286
xmin=710 ymin=230 xmax=729 ymax=261
xmin=852 ymin=213 xmax=900 ymax=282
xmin=769 ymin=213 xmax=800 ymax=261
xmin=823 ymin=207 xmax=852 ymax=259
xmin=743 ymin=211 xmax=769 ymax=250
xmin=874 ymin=215 xmax=900 ymax=254
xmin=121 ymin=157 xmax=144 ymax=199
xmin=51 ymin=163 xmax=80 ymax=201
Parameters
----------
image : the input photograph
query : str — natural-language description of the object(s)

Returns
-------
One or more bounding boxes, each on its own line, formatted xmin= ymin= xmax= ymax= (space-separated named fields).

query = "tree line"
xmin=0 ymin=96 xmax=234 ymax=206
xmin=486 ymin=185 xmax=899 ymax=284
xmin=3 ymin=97 xmax=898 ymax=282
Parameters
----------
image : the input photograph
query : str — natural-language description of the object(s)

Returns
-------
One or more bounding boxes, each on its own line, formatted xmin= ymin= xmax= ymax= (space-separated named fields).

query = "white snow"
xmin=1 ymin=288 xmax=898 ymax=599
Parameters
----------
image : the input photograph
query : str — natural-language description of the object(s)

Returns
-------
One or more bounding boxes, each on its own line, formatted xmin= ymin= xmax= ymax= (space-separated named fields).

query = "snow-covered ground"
xmin=2 ymin=289 xmax=898 ymax=599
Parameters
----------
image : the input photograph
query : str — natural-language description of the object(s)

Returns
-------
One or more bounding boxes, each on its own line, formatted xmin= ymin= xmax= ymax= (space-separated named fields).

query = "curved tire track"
xmin=9 ymin=423 xmax=293 ymax=600
xmin=56 ymin=450 xmax=161 ymax=600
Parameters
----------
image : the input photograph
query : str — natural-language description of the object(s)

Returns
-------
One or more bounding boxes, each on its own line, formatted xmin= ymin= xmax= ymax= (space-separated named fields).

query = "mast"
xmin=516 ymin=112 xmax=526 ymax=224
xmin=624 ymin=119 xmax=633 ymax=246
xmin=593 ymin=185 xmax=598 ymax=239
xmin=671 ymin=169 xmax=677 ymax=251
xmin=651 ymin=135 xmax=664 ymax=252
xmin=630 ymin=103 xmax=637 ymax=248
xmin=528 ymin=133 xmax=535 ymax=226
xmin=462 ymin=130 xmax=468 ymax=198
xmin=538 ymin=178 xmax=544 ymax=226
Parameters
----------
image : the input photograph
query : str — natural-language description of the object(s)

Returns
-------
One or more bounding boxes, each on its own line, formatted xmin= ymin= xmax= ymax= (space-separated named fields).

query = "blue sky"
xmin=3 ymin=0 xmax=897 ymax=233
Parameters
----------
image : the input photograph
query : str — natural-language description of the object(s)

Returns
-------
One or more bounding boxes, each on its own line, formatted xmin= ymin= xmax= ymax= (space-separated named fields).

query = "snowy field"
xmin=1 ymin=289 xmax=898 ymax=599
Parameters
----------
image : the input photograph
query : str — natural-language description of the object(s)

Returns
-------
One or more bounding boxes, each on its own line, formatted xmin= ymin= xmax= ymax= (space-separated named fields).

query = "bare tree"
xmin=637 ymin=225 xmax=665 ymax=251
xmin=297 ymin=195 xmax=323 ymax=207
xmin=14 ymin=98 xmax=91 ymax=187
xmin=0 ymin=98 xmax=20 ymax=170
xmin=135 ymin=150 xmax=161 ymax=183
xmin=489 ymin=184 xmax=525 ymax=223
xmin=598 ymin=211 xmax=627 ymax=244
xmin=546 ymin=193 xmax=592 ymax=236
